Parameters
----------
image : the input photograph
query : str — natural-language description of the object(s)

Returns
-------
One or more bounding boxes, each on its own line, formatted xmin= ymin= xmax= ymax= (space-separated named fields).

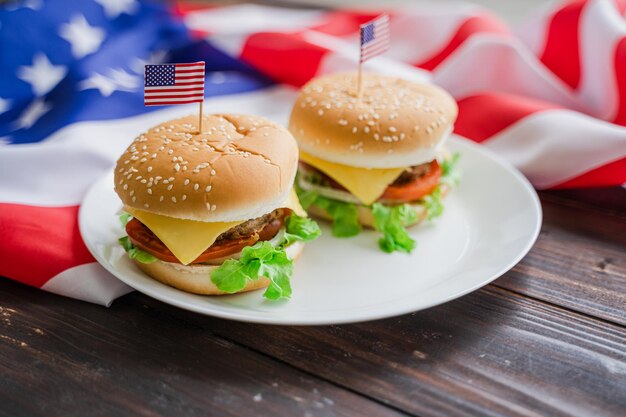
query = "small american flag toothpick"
xmin=357 ymin=14 xmax=391 ymax=96
xmin=144 ymin=61 xmax=206 ymax=132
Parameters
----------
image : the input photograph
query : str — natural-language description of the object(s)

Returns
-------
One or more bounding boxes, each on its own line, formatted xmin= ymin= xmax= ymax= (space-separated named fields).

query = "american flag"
xmin=144 ymin=61 xmax=205 ymax=106
xmin=360 ymin=14 xmax=391 ymax=63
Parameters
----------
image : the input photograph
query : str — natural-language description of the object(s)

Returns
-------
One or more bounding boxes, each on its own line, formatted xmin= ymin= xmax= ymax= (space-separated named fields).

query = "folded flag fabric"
xmin=0 ymin=0 xmax=625 ymax=305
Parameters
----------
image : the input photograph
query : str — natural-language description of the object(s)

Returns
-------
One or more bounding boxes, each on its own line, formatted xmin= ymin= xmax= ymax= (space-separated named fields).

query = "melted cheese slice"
xmin=126 ymin=189 xmax=307 ymax=265
xmin=299 ymin=151 xmax=405 ymax=205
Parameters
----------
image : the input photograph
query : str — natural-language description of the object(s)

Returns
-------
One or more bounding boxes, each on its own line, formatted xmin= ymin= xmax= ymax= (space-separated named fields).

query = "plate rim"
xmin=79 ymin=136 xmax=542 ymax=325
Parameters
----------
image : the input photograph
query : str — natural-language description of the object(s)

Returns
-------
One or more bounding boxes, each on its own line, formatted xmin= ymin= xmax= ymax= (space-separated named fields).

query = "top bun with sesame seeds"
xmin=289 ymin=72 xmax=458 ymax=169
xmin=114 ymin=113 xmax=298 ymax=222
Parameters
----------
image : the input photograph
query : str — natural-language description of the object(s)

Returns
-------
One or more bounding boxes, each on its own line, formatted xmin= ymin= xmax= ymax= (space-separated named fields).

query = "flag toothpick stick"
xmin=198 ymin=100 xmax=203 ymax=133
xmin=357 ymin=14 xmax=390 ymax=98
xmin=357 ymin=61 xmax=363 ymax=97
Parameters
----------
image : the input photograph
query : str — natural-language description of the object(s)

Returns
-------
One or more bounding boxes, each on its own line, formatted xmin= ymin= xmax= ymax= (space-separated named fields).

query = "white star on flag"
xmin=95 ymin=0 xmax=138 ymax=19
xmin=59 ymin=14 xmax=105 ymax=59
xmin=0 ymin=97 xmax=11 ymax=115
xmin=79 ymin=68 xmax=139 ymax=96
xmin=13 ymin=99 xmax=51 ymax=130
xmin=17 ymin=53 xmax=67 ymax=97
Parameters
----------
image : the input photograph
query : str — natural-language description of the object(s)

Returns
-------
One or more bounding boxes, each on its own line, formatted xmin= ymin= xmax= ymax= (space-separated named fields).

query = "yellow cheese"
xmin=126 ymin=207 xmax=243 ymax=265
xmin=299 ymin=151 xmax=405 ymax=205
xmin=126 ymin=189 xmax=307 ymax=265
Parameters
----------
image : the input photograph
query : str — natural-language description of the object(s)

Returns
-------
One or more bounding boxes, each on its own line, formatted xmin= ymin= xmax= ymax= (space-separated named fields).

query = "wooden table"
xmin=1 ymin=188 xmax=625 ymax=417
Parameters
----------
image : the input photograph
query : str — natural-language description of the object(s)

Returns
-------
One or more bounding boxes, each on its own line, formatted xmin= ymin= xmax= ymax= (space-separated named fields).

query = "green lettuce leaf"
xmin=119 ymin=212 xmax=131 ymax=227
xmin=118 ymin=236 xmax=158 ymax=264
xmin=371 ymin=203 xmax=417 ymax=254
xmin=441 ymin=152 xmax=461 ymax=186
xmin=423 ymin=186 xmax=444 ymax=220
xmin=296 ymin=188 xmax=319 ymax=210
xmin=315 ymin=196 xmax=361 ymax=237
xmin=211 ymin=241 xmax=294 ymax=300
xmin=282 ymin=214 xmax=322 ymax=247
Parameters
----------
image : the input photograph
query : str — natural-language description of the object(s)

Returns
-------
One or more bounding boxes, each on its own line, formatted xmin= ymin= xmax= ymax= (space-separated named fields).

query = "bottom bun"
xmin=134 ymin=242 xmax=304 ymax=295
xmin=307 ymin=186 xmax=449 ymax=229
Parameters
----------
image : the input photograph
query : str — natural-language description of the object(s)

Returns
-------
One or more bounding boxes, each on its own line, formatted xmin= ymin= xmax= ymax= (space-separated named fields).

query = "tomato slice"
xmin=378 ymin=160 xmax=442 ymax=203
xmin=126 ymin=216 xmax=284 ymax=264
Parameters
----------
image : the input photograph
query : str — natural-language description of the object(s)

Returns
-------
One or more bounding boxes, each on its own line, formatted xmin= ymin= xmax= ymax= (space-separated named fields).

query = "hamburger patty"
xmin=392 ymin=162 xmax=434 ymax=186
xmin=215 ymin=208 xmax=288 ymax=243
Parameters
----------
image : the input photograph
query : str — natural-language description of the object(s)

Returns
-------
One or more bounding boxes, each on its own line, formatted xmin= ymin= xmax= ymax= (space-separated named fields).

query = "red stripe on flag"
xmin=454 ymin=93 xmax=562 ymax=142
xmin=552 ymin=156 xmax=626 ymax=188
xmin=539 ymin=0 xmax=585 ymax=89
xmin=146 ymin=84 xmax=204 ymax=94
xmin=144 ymin=97 xmax=203 ymax=106
xmin=241 ymin=32 xmax=329 ymax=87
xmin=0 ymin=204 xmax=94 ymax=288
xmin=145 ymin=93 xmax=204 ymax=99
xmin=417 ymin=14 xmax=509 ymax=71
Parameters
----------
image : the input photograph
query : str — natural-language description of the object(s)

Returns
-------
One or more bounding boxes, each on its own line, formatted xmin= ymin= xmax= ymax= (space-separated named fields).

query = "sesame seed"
xmin=167 ymin=184 xmax=173 ymax=191
xmin=318 ymin=109 xmax=324 ymax=116
xmin=132 ymin=196 xmax=136 ymax=202
xmin=389 ymin=126 xmax=397 ymax=133
xmin=171 ymin=197 xmax=177 ymax=203
xmin=168 ymin=150 xmax=173 ymax=155
xmin=175 ymin=164 xmax=180 ymax=172
xmin=184 ymin=179 xmax=190 ymax=186
xmin=364 ymin=126 xmax=370 ymax=133
xmin=144 ymin=203 xmax=149 ymax=208
xmin=210 ymin=169 xmax=216 ymax=176
xmin=352 ymin=127 xmax=357 ymax=134
xmin=140 ymin=179 xmax=147 ymax=184
xmin=130 ymin=190 xmax=135 ymax=196
xmin=194 ymin=184 xmax=199 ymax=191
xmin=205 ymin=185 xmax=212 ymax=192
xmin=123 ymin=184 xmax=128 ymax=190
xmin=147 ymin=166 xmax=153 ymax=172
xmin=159 ymin=196 xmax=164 ymax=202
xmin=147 ymin=189 xmax=152 ymax=195
xmin=211 ymin=204 xmax=217 ymax=211
xmin=182 ymin=195 xmax=187 ymax=201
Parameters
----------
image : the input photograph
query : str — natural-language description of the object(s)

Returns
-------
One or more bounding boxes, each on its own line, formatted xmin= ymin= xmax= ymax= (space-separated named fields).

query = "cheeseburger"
xmin=114 ymin=114 xmax=320 ymax=299
xmin=289 ymin=73 xmax=460 ymax=253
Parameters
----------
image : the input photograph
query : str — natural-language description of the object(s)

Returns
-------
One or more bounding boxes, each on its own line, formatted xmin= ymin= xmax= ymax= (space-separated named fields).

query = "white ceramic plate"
xmin=79 ymin=136 xmax=541 ymax=325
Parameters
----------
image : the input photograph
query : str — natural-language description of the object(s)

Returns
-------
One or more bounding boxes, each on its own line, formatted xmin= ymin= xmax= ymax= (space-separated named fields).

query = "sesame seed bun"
xmin=289 ymin=72 xmax=458 ymax=168
xmin=114 ymin=114 xmax=298 ymax=222
xmin=133 ymin=242 xmax=304 ymax=295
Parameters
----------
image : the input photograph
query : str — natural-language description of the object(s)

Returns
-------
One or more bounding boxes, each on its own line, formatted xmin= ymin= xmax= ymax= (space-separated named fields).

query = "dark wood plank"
xmin=0 ymin=279 xmax=407 ymax=417
xmin=493 ymin=192 xmax=626 ymax=325
xmin=156 ymin=286 xmax=626 ymax=417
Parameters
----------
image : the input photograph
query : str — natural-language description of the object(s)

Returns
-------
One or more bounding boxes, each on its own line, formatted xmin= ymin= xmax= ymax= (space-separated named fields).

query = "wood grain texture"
xmin=158 ymin=286 xmax=626 ymax=417
xmin=494 ymin=192 xmax=626 ymax=325
xmin=0 ymin=279 xmax=407 ymax=417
